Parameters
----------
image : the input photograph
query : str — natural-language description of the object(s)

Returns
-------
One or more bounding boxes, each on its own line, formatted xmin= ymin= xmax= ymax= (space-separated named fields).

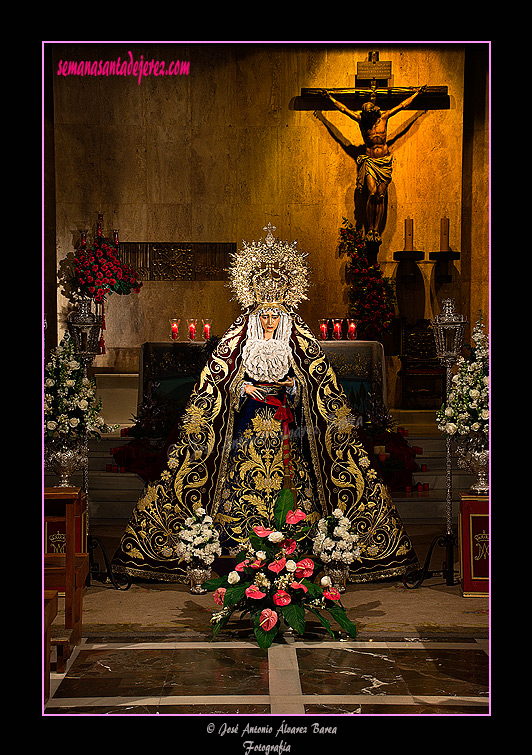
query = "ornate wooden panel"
xmin=118 ymin=242 xmax=235 ymax=281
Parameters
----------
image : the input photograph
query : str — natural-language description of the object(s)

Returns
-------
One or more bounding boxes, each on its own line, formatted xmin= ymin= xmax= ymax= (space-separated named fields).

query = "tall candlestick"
xmin=97 ymin=213 xmax=103 ymax=236
xmin=440 ymin=217 xmax=450 ymax=251
xmin=404 ymin=218 xmax=414 ymax=251
xmin=113 ymin=229 xmax=119 ymax=245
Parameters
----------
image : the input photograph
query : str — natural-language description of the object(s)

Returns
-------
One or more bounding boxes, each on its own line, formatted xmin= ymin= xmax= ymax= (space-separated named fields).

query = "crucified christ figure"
xmin=319 ymin=86 xmax=426 ymax=243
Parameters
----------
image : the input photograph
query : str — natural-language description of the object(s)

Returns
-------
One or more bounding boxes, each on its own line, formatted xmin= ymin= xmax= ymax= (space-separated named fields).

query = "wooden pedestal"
xmin=459 ymin=493 xmax=489 ymax=597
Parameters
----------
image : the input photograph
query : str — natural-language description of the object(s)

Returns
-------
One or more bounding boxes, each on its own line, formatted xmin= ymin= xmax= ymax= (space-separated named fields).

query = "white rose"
xmin=285 ymin=560 xmax=297 ymax=572
xmin=268 ymin=531 xmax=284 ymax=543
xmin=321 ymin=575 xmax=332 ymax=587
xmin=332 ymin=508 xmax=343 ymax=518
xmin=255 ymin=551 xmax=267 ymax=561
xmin=227 ymin=571 xmax=240 ymax=584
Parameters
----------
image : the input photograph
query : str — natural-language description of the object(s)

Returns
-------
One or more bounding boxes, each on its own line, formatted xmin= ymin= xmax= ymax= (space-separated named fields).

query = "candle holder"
xmin=202 ymin=319 xmax=212 ymax=341
xmin=318 ymin=319 xmax=329 ymax=340
xmin=187 ymin=319 xmax=197 ymax=341
xmin=332 ymin=319 xmax=343 ymax=341
xmin=169 ymin=318 xmax=180 ymax=341
xmin=347 ymin=319 xmax=358 ymax=341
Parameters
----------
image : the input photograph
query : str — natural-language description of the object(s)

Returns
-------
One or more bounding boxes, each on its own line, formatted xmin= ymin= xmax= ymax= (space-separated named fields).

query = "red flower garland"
xmin=338 ymin=218 xmax=396 ymax=341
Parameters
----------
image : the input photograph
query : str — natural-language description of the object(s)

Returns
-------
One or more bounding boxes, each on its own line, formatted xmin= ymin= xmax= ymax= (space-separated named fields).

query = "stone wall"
xmin=50 ymin=42 xmax=489 ymax=404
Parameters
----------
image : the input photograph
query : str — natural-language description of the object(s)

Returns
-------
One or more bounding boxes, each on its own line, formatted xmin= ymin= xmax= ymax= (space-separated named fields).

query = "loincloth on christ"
xmin=356 ymin=154 xmax=394 ymax=191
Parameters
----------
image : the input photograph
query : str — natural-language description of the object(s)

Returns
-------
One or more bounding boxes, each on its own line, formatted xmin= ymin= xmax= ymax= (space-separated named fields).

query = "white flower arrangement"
xmin=312 ymin=508 xmax=361 ymax=565
xmin=44 ymin=334 xmax=117 ymax=441
xmin=436 ymin=315 xmax=489 ymax=450
xmin=175 ymin=507 xmax=222 ymax=566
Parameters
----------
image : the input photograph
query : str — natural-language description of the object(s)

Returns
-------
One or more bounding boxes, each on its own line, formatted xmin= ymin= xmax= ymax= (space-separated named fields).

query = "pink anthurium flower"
xmin=267 ymin=557 xmax=286 ymax=574
xmin=323 ymin=588 xmax=341 ymax=601
xmin=213 ymin=587 xmax=226 ymax=605
xmin=245 ymin=585 xmax=266 ymax=599
xmin=273 ymin=590 xmax=291 ymax=606
xmin=285 ymin=509 xmax=307 ymax=524
xmin=235 ymin=559 xmax=250 ymax=572
xmin=282 ymin=538 xmax=297 ymax=555
xmin=295 ymin=558 xmax=314 ymax=578
xmin=259 ymin=608 xmax=278 ymax=631
xmin=290 ymin=581 xmax=308 ymax=593
xmin=253 ymin=525 xmax=273 ymax=538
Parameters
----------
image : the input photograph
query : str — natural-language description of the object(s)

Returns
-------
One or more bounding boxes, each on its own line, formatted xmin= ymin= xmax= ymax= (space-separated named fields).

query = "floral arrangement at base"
xmin=175 ymin=508 xmax=222 ymax=567
xmin=436 ymin=313 xmax=489 ymax=452
xmin=202 ymin=490 xmax=357 ymax=649
xmin=44 ymin=334 xmax=117 ymax=441
xmin=338 ymin=217 xmax=396 ymax=341
xmin=312 ymin=509 xmax=361 ymax=568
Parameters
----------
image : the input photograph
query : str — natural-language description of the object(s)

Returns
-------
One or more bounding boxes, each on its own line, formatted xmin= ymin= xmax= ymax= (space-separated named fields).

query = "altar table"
xmin=138 ymin=339 xmax=387 ymax=419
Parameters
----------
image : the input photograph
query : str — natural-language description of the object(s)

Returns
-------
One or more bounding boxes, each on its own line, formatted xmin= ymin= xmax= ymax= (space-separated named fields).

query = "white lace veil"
xmin=242 ymin=307 xmax=293 ymax=382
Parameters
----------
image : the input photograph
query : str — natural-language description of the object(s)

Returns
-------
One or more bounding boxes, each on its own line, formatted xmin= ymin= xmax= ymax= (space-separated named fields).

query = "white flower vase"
xmin=187 ymin=561 xmax=211 ymax=594
xmin=44 ymin=437 xmax=86 ymax=487
xmin=457 ymin=445 xmax=489 ymax=495
xmin=324 ymin=561 xmax=349 ymax=593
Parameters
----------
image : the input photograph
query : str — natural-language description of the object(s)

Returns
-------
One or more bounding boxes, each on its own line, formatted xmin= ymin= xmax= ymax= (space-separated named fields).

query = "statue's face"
xmin=260 ymin=310 xmax=280 ymax=337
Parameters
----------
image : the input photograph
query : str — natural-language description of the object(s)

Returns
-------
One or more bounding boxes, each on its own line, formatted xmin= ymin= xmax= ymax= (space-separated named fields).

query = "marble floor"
xmin=45 ymin=634 xmax=489 ymax=718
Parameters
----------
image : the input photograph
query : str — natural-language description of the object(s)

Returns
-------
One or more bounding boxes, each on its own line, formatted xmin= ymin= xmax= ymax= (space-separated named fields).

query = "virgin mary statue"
xmin=112 ymin=224 xmax=419 ymax=583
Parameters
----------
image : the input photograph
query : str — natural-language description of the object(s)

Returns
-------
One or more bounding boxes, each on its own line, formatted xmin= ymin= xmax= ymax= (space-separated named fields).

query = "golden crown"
xmin=228 ymin=223 xmax=309 ymax=311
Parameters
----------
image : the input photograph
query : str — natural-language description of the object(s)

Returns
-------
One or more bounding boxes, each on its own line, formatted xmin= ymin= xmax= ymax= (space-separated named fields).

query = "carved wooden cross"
xmin=297 ymin=51 xmax=449 ymax=110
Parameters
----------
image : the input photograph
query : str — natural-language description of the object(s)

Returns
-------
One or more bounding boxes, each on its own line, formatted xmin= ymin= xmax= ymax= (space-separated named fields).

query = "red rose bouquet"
xmin=203 ymin=489 xmax=357 ymax=649
xmin=71 ymin=235 xmax=142 ymax=304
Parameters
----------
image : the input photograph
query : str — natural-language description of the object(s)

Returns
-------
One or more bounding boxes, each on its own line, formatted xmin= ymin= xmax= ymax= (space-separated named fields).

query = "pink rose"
xmin=245 ymin=585 xmax=266 ymax=599
xmin=259 ymin=608 xmax=278 ymax=632
xmin=290 ymin=582 xmax=308 ymax=593
xmin=253 ymin=525 xmax=273 ymax=537
xmin=323 ymin=588 xmax=341 ymax=601
xmin=286 ymin=509 xmax=307 ymax=524
xmin=213 ymin=587 xmax=226 ymax=606
xmin=295 ymin=558 xmax=314 ymax=579
xmin=282 ymin=538 xmax=297 ymax=555
xmin=273 ymin=590 xmax=291 ymax=606
xmin=268 ymin=557 xmax=286 ymax=574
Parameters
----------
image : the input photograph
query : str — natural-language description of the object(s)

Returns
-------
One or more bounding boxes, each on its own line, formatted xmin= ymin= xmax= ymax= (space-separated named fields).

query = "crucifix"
xmin=300 ymin=51 xmax=449 ymax=244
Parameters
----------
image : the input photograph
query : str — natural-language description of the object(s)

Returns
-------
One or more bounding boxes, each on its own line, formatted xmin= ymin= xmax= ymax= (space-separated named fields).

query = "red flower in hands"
xmin=273 ymin=590 xmax=291 ymax=606
xmin=323 ymin=588 xmax=341 ymax=601
xmin=267 ymin=557 xmax=286 ymax=574
xmin=259 ymin=608 xmax=278 ymax=631
xmin=213 ymin=587 xmax=226 ymax=606
xmin=295 ymin=558 xmax=314 ymax=579
xmin=282 ymin=538 xmax=297 ymax=555
xmin=253 ymin=525 xmax=273 ymax=538
xmin=245 ymin=585 xmax=266 ymax=599
xmin=285 ymin=509 xmax=307 ymax=525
